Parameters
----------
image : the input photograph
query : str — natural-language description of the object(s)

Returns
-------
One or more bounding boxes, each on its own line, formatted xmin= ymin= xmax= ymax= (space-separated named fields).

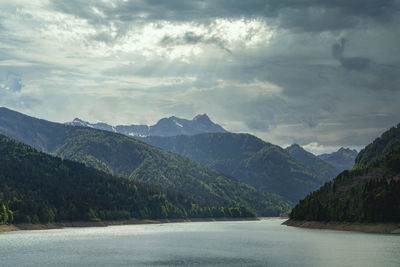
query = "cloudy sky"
xmin=1 ymin=0 xmax=399 ymax=153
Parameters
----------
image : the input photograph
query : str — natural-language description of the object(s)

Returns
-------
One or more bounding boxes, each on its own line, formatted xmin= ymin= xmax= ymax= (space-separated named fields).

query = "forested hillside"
xmin=285 ymin=144 xmax=338 ymax=181
xmin=140 ymin=133 xmax=331 ymax=201
xmin=137 ymin=133 xmax=266 ymax=175
xmin=0 ymin=135 xmax=257 ymax=225
xmin=289 ymin=124 xmax=400 ymax=223
xmin=354 ymin=123 xmax=400 ymax=168
xmin=233 ymin=145 xmax=324 ymax=201
xmin=0 ymin=107 xmax=290 ymax=216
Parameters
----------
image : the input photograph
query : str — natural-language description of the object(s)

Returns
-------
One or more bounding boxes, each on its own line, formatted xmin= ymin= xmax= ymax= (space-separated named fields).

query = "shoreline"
xmin=283 ymin=219 xmax=400 ymax=234
xmin=0 ymin=217 xmax=285 ymax=234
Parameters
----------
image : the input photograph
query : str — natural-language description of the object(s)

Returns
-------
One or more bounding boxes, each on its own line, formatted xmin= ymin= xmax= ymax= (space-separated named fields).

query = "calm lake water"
xmin=0 ymin=219 xmax=399 ymax=267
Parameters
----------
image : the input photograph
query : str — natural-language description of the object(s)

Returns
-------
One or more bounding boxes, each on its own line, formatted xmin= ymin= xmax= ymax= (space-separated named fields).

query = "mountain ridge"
xmin=0 ymin=107 xmax=290 ymax=216
xmin=354 ymin=123 xmax=400 ymax=169
xmin=65 ymin=113 xmax=228 ymax=137
xmin=139 ymin=134 xmax=337 ymax=202
xmin=285 ymin=144 xmax=339 ymax=182
xmin=318 ymin=147 xmax=358 ymax=172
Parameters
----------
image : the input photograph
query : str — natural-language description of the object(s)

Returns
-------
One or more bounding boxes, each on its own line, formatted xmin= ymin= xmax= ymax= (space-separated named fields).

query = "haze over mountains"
xmin=0 ymin=107 xmax=290 ymax=216
xmin=139 ymin=134 xmax=338 ymax=202
xmin=63 ymin=110 xmax=359 ymax=202
xmin=0 ymin=107 xmax=361 ymax=219
xmin=66 ymin=114 xmax=228 ymax=137
xmin=70 ymin=113 xmax=357 ymax=202
xmin=66 ymin=113 xmax=358 ymax=172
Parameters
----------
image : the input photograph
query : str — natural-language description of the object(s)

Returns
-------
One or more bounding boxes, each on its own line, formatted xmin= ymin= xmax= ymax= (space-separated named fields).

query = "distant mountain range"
xmin=289 ymin=123 xmax=400 ymax=223
xmin=0 ymin=107 xmax=290 ymax=216
xmin=66 ymin=114 xmax=357 ymax=174
xmin=66 ymin=112 xmax=353 ymax=202
xmin=138 ymin=134 xmax=339 ymax=202
xmin=65 ymin=114 xmax=228 ymax=137
xmin=318 ymin=147 xmax=358 ymax=172
xmin=0 ymin=107 xmax=356 ymax=211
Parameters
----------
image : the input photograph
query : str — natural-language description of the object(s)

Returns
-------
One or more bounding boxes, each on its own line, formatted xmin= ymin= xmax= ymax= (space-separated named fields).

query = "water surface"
xmin=1 ymin=219 xmax=399 ymax=266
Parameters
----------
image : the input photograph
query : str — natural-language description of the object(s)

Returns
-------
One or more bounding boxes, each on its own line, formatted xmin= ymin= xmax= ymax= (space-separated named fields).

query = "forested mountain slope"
xmin=289 ymin=124 xmax=400 ymax=223
xmin=0 ymin=107 xmax=290 ymax=216
xmin=354 ymin=123 xmax=400 ymax=168
xmin=233 ymin=145 xmax=324 ymax=202
xmin=140 ymin=134 xmax=333 ymax=202
xmin=285 ymin=144 xmax=339 ymax=181
xmin=0 ymin=135 xmax=257 ymax=225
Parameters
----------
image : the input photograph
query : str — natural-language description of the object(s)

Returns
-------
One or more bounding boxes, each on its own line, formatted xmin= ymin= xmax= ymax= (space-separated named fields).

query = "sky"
xmin=0 ymin=0 xmax=399 ymax=154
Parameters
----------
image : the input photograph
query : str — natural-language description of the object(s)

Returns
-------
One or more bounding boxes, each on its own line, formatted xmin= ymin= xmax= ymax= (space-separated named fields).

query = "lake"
xmin=0 ymin=219 xmax=399 ymax=266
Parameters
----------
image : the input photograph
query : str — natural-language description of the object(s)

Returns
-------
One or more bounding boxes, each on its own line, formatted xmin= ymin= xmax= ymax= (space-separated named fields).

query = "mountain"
xmin=318 ymin=148 xmax=358 ymax=172
xmin=232 ymin=145 xmax=326 ymax=202
xmin=0 ymin=107 xmax=290 ymax=216
xmin=139 ymin=133 xmax=334 ymax=202
xmin=138 ymin=133 xmax=266 ymax=175
xmin=285 ymin=144 xmax=339 ymax=181
xmin=66 ymin=113 xmax=228 ymax=137
xmin=0 ymin=134 xmax=256 ymax=225
xmin=289 ymin=124 xmax=400 ymax=223
xmin=354 ymin=123 xmax=400 ymax=168
xmin=67 ymin=118 xmax=118 ymax=132
xmin=0 ymin=107 xmax=69 ymax=152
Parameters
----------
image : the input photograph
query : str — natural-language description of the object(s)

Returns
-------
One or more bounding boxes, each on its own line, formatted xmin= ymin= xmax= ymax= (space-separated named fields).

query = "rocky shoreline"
xmin=0 ymin=217 xmax=284 ymax=233
xmin=283 ymin=219 xmax=400 ymax=234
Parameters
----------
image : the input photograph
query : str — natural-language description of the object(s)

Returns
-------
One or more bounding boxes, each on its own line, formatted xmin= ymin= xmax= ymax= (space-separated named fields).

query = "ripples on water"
xmin=0 ymin=219 xmax=399 ymax=267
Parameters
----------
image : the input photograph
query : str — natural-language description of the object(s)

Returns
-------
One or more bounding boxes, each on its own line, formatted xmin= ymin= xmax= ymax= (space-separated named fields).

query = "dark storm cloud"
xmin=332 ymin=38 xmax=371 ymax=71
xmin=50 ymin=0 xmax=400 ymax=32
xmin=1 ymin=0 xmax=400 ymax=152
xmin=175 ymin=30 xmax=400 ymax=142
xmin=47 ymin=0 xmax=400 ymax=151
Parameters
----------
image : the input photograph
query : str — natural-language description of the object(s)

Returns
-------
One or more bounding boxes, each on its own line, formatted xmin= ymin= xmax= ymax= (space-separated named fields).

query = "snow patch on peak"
xmin=174 ymin=120 xmax=183 ymax=128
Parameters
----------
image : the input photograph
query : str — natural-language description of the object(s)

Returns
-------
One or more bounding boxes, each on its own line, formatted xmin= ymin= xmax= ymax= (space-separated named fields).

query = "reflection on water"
xmin=141 ymin=256 xmax=258 ymax=266
xmin=0 ymin=219 xmax=399 ymax=267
